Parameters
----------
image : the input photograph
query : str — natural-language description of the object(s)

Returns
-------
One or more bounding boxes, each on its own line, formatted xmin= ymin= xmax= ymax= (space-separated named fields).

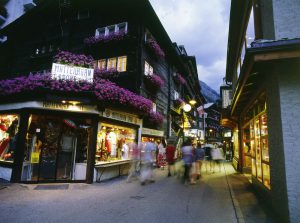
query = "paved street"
xmin=0 ymin=163 xmax=278 ymax=223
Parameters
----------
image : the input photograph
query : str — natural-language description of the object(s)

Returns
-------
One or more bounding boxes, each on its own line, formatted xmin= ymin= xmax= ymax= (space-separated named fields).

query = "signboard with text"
xmin=51 ymin=63 xmax=94 ymax=83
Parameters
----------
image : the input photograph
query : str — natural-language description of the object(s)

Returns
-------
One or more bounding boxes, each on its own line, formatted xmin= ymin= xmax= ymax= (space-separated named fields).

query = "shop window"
xmin=21 ymin=114 xmax=92 ymax=182
xmin=117 ymin=56 xmax=127 ymax=72
xmin=96 ymin=123 xmax=137 ymax=162
xmin=0 ymin=114 xmax=19 ymax=163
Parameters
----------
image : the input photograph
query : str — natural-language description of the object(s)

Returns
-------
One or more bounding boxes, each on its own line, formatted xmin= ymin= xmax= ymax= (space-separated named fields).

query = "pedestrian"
xmin=211 ymin=145 xmax=224 ymax=172
xmin=157 ymin=139 xmax=166 ymax=169
xmin=140 ymin=140 xmax=156 ymax=185
xmin=126 ymin=142 xmax=141 ymax=183
xmin=181 ymin=138 xmax=194 ymax=185
xmin=194 ymin=142 xmax=205 ymax=179
xmin=204 ymin=145 xmax=213 ymax=172
xmin=165 ymin=139 xmax=176 ymax=177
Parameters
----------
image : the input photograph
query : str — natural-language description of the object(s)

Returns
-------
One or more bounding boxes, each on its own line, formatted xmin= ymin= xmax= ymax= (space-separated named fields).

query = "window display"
xmin=96 ymin=123 xmax=136 ymax=163
xmin=242 ymin=127 xmax=251 ymax=169
xmin=0 ymin=114 xmax=19 ymax=162
xmin=248 ymin=109 xmax=270 ymax=189
xmin=22 ymin=114 xmax=91 ymax=182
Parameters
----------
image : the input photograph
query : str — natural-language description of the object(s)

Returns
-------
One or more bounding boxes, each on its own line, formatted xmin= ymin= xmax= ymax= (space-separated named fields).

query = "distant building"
xmin=221 ymin=0 xmax=300 ymax=222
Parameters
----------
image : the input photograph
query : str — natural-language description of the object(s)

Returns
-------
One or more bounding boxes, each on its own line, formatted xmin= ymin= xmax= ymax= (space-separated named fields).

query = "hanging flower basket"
xmin=144 ymin=73 xmax=164 ymax=93
xmin=174 ymin=73 xmax=187 ymax=85
xmin=146 ymin=38 xmax=165 ymax=59
xmin=84 ymin=31 xmax=127 ymax=47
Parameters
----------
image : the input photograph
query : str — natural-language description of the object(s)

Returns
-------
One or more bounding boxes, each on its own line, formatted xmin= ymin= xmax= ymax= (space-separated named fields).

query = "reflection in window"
xmin=0 ymin=114 xmax=19 ymax=163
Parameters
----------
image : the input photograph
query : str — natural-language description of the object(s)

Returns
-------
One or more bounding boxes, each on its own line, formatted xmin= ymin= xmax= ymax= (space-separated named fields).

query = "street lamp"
xmin=182 ymin=103 xmax=192 ymax=142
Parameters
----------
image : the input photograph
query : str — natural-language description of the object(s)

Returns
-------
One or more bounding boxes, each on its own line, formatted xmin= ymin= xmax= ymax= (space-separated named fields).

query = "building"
xmin=222 ymin=0 xmax=300 ymax=222
xmin=204 ymin=102 xmax=222 ymax=144
xmin=0 ymin=0 xmax=204 ymax=184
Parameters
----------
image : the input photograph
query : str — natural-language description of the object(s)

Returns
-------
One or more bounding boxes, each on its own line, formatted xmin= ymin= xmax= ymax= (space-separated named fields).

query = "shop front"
xmin=94 ymin=109 xmax=142 ymax=182
xmin=0 ymin=101 xmax=99 ymax=183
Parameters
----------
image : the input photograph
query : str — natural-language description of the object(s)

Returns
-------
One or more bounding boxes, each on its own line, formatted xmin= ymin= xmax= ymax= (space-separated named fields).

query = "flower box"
xmin=84 ymin=31 xmax=127 ymax=47
xmin=145 ymin=38 xmax=165 ymax=59
xmin=144 ymin=73 xmax=164 ymax=93
xmin=174 ymin=73 xmax=187 ymax=85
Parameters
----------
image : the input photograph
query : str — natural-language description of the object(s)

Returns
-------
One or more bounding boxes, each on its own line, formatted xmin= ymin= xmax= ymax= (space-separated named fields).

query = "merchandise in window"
xmin=96 ymin=123 xmax=136 ymax=163
xmin=0 ymin=114 xmax=19 ymax=162
xmin=21 ymin=114 xmax=91 ymax=181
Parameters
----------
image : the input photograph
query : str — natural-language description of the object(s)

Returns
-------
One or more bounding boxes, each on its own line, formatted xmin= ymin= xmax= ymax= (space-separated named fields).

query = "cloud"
xmin=149 ymin=0 xmax=230 ymax=91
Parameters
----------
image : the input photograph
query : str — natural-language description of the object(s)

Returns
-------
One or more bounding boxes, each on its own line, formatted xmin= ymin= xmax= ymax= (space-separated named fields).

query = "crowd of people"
xmin=126 ymin=138 xmax=225 ymax=186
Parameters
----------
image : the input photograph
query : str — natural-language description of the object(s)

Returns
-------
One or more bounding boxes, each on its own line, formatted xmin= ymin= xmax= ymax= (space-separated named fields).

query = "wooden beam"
xmin=254 ymin=50 xmax=300 ymax=62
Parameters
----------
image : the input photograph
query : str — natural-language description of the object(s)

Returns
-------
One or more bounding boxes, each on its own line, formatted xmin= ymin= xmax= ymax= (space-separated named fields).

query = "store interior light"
xmin=183 ymin=103 xmax=192 ymax=112
xmin=189 ymin=99 xmax=197 ymax=105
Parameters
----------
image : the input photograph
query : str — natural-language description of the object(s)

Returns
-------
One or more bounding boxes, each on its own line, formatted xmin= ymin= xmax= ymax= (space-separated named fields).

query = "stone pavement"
xmin=0 ymin=162 xmax=278 ymax=223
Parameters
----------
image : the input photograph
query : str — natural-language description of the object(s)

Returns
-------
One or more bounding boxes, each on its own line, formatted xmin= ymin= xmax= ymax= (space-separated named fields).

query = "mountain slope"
xmin=200 ymin=81 xmax=220 ymax=103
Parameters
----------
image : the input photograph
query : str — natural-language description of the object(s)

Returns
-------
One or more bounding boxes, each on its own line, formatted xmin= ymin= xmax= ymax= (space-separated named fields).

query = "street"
xmin=0 ymin=163 xmax=277 ymax=223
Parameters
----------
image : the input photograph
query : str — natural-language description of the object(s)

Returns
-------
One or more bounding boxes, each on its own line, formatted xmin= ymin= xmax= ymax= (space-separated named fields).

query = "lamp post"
xmin=182 ymin=103 xmax=192 ymax=142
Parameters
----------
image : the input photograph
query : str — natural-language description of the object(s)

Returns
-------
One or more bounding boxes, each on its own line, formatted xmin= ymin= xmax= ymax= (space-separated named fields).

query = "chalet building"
xmin=204 ymin=103 xmax=222 ymax=144
xmin=0 ymin=0 xmax=204 ymax=184
xmin=221 ymin=0 xmax=300 ymax=222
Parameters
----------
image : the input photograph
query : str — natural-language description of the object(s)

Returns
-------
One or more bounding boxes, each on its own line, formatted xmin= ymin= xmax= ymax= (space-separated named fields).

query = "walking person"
xmin=181 ymin=138 xmax=194 ymax=185
xmin=157 ymin=140 xmax=166 ymax=169
xmin=204 ymin=145 xmax=213 ymax=172
xmin=194 ymin=142 xmax=205 ymax=179
xmin=126 ymin=142 xmax=141 ymax=183
xmin=211 ymin=145 xmax=224 ymax=172
xmin=165 ymin=139 xmax=176 ymax=177
xmin=140 ymin=140 xmax=156 ymax=185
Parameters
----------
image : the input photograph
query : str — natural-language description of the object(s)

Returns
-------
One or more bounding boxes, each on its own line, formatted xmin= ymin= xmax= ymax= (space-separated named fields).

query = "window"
xmin=116 ymin=22 xmax=128 ymax=33
xmin=95 ymin=27 xmax=105 ymax=37
xmin=95 ymin=56 xmax=127 ymax=72
xmin=117 ymin=56 xmax=127 ymax=72
xmin=152 ymin=103 xmax=157 ymax=112
xmin=144 ymin=61 xmax=153 ymax=76
xmin=77 ymin=9 xmax=90 ymax=20
xmin=107 ymin=58 xmax=117 ymax=70
xmin=98 ymin=59 xmax=106 ymax=70
xmin=174 ymin=90 xmax=179 ymax=100
xmin=107 ymin=25 xmax=116 ymax=35
xmin=0 ymin=114 xmax=19 ymax=163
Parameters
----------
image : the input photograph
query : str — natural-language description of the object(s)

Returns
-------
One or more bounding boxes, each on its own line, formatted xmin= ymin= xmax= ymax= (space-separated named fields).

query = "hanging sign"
xmin=51 ymin=63 xmax=94 ymax=83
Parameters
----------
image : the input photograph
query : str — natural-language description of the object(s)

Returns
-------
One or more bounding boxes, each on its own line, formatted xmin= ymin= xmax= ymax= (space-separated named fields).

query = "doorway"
xmin=21 ymin=114 xmax=92 ymax=182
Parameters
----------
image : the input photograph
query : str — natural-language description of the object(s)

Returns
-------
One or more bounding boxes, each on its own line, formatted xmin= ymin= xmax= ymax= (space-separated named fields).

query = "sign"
xmin=51 ymin=63 xmax=94 ymax=83
xmin=0 ymin=101 xmax=99 ymax=114
xmin=100 ymin=109 xmax=142 ymax=125
xmin=30 ymin=152 xmax=40 ymax=164
xmin=142 ymin=128 xmax=164 ymax=137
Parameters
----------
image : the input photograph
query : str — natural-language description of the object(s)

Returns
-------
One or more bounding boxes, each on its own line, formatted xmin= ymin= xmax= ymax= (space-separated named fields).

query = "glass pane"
xmin=0 ymin=114 xmax=19 ymax=163
xmin=251 ymin=158 xmax=256 ymax=176
xmin=262 ymin=163 xmax=271 ymax=189
xmin=96 ymin=123 xmax=136 ymax=163
xmin=117 ymin=56 xmax=127 ymax=72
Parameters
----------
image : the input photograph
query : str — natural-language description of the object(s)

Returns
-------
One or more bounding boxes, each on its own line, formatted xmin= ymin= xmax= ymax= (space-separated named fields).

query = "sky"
xmin=149 ymin=0 xmax=231 ymax=92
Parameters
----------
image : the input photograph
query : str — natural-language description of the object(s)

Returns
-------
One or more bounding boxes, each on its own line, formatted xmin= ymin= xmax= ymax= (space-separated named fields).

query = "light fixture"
xmin=62 ymin=100 xmax=66 ymax=104
xmin=183 ymin=103 xmax=192 ymax=112
xmin=189 ymin=99 xmax=197 ymax=105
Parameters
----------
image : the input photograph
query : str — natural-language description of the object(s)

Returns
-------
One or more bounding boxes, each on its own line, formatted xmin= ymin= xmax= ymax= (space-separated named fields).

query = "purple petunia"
xmin=175 ymin=73 xmax=187 ymax=85
xmin=53 ymin=50 xmax=94 ymax=68
xmin=146 ymin=38 xmax=165 ymax=58
xmin=84 ymin=31 xmax=127 ymax=46
xmin=144 ymin=73 xmax=165 ymax=91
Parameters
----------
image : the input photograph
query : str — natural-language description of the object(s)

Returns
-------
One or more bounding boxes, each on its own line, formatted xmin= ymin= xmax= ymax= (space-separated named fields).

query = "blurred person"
xmin=165 ymin=139 xmax=176 ymax=177
xmin=126 ymin=142 xmax=141 ymax=183
xmin=181 ymin=138 xmax=194 ymax=184
xmin=211 ymin=145 xmax=224 ymax=172
xmin=204 ymin=145 xmax=213 ymax=172
xmin=140 ymin=140 xmax=156 ymax=185
xmin=194 ymin=142 xmax=205 ymax=179
xmin=157 ymin=139 xmax=166 ymax=169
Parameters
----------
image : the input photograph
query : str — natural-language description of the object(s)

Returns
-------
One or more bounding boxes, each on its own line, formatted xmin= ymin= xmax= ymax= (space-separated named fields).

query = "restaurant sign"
xmin=51 ymin=63 xmax=94 ymax=83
